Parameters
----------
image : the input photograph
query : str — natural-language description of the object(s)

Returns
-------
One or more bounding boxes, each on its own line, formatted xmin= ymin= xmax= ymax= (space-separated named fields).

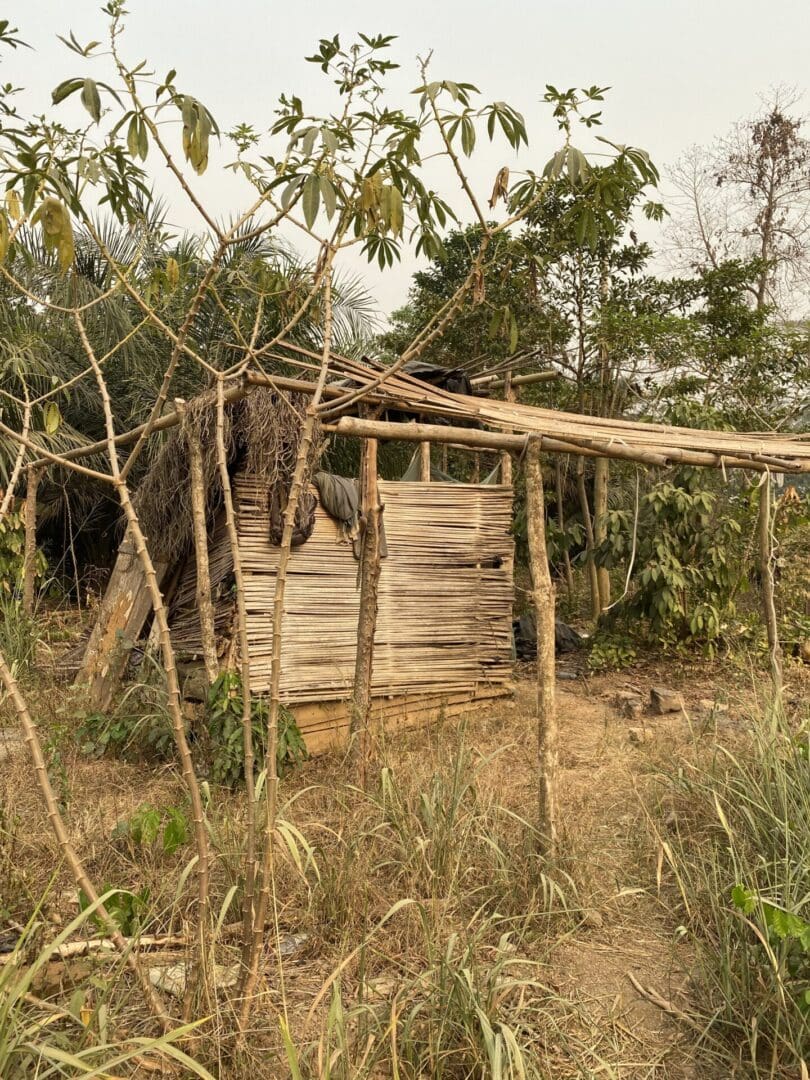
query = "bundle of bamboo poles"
xmin=304 ymin=354 xmax=810 ymax=473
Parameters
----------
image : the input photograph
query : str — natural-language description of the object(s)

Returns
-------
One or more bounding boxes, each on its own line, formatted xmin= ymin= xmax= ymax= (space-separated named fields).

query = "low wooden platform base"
xmin=289 ymin=684 xmax=513 ymax=756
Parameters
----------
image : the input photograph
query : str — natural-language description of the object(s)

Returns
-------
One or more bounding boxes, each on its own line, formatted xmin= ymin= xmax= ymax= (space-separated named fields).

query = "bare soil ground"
xmin=2 ymin=653 xmax=796 ymax=1077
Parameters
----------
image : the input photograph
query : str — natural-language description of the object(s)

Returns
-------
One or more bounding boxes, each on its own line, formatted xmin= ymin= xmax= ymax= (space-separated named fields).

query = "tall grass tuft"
xmin=657 ymin=698 xmax=810 ymax=1076
xmin=310 ymin=739 xmax=575 ymax=940
xmin=0 ymin=595 xmax=40 ymax=678
xmin=0 ymin=889 xmax=215 ymax=1078
xmin=284 ymin=909 xmax=553 ymax=1079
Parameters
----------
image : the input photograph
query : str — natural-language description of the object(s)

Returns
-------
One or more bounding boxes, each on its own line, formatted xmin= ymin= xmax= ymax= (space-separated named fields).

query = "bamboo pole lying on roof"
xmin=471 ymin=369 xmax=558 ymax=388
xmin=331 ymin=417 xmax=671 ymax=467
xmin=330 ymin=416 xmax=808 ymax=473
xmin=32 ymin=358 xmax=810 ymax=473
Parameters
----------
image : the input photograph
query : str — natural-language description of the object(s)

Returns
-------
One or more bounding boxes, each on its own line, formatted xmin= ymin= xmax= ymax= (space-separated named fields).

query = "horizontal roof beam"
xmin=330 ymin=416 xmax=810 ymax=473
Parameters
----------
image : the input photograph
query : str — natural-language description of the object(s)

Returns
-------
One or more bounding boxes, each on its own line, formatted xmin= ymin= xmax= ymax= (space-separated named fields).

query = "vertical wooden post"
xmin=593 ymin=456 xmax=610 ymax=612
xmin=526 ymin=438 xmax=557 ymax=854
xmin=350 ymin=438 xmax=382 ymax=784
xmin=22 ymin=465 xmax=42 ymax=616
xmin=177 ymin=400 xmax=219 ymax=685
xmin=419 ymin=441 xmax=431 ymax=482
xmin=471 ymin=452 xmax=481 ymax=483
xmin=576 ymin=456 xmax=601 ymax=622
xmin=555 ymin=457 xmax=574 ymax=596
xmin=500 ymin=370 xmax=514 ymax=486
xmin=758 ymin=473 xmax=783 ymax=698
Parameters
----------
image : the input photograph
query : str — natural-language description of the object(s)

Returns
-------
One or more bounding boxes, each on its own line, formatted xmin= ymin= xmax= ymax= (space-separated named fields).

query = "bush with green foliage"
xmin=112 ymin=802 xmax=190 ymax=856
xmin=206 ymin=672 xmax=307 ymax=786
xmin=596 ymin=469 xmax=741 ymax=652
xmin=0 ymin=503 xmax=46 ymax=595
xmin=586 ymin=630 xmax=637 ymax=672
xmin=79 ymin=670 xmax=308 ymax=787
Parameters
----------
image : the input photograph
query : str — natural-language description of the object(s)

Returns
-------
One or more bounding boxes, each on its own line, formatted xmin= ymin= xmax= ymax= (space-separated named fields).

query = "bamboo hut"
xmin=69 ymin=349 xmax=810 ymax=842
xmin=77 ymin=351 xmax=810 ymax=759
xmin=78 ymin=387 xmax=515 ymax=753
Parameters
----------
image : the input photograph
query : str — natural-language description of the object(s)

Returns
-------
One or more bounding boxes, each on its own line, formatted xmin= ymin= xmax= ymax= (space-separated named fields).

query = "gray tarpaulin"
xmin=314 ymin=471 xmax=388 ymax=558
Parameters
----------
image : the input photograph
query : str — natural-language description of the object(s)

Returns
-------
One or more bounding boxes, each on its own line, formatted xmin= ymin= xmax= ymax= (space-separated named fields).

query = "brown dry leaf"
xmin=472 ymin=267 xmax=485 ymax=305
xmin=488 ymin=166 xmax=509 ymax=209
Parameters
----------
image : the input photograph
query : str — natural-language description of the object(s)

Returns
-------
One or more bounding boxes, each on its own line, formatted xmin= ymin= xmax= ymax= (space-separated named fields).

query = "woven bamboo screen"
xmin=169 ymin=475 xmax=514 ymax=703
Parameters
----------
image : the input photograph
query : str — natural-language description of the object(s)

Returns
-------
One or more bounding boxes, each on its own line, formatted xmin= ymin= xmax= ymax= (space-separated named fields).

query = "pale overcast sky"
xmin=5 ymin=0 xmax=810 ymax=315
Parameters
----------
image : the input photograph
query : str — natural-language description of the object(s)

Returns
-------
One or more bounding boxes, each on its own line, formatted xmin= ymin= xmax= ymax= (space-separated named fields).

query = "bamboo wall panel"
xmin=169 ymin=475 xmax=514 ymax=703
xmin=169 ymin=513 xmax=236 ymax=654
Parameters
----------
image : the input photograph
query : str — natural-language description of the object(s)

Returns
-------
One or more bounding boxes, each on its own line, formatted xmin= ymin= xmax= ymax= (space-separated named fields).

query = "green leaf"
xmin=731 ymin=884 xmax=757 ymax=915
xmin=127 ymin=115 xmax=149 ymax=161
xmin=127 ymin=115 xmax=140 ymax=157
xmin=44 ymin=402 xmax=61 ymax=435
xmin=319 ymin=175 xmax=337 ymax=219
xmin=302 ymin=174 xmax=320 ymax=229
xmin=509 ymin=310 xmax=518 ymax=354
xmin=51 ymin=77 xmax=83 ymax=105
xmin=460 ymin=115 xmax=476 ymax=157
xmin=162 ymin=809 xmax=189 ymax=854
xmin=280 ymin=1017 xmax=304 ymax=1080
xmin=300 ymin=125 xmax=319 ymax=158
xmin=280 ymin=176 xmax=303 ymax=211
xmin=320 ymin=127 xmax=338 ymax=154
xmin=80 ymin=78 xmax=101 ymax=123
xmin=138 ymin=117 xmax=149 ymax=160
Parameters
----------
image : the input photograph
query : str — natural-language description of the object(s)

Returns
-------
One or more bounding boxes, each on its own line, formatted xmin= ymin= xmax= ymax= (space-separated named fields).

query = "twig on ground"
xmin=625 ymin=970 xmax=702 ymax=1032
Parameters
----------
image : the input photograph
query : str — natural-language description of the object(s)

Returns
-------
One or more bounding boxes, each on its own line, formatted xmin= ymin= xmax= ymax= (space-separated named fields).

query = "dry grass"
xmin=5 ymin=643 xmax=805 ymax=1076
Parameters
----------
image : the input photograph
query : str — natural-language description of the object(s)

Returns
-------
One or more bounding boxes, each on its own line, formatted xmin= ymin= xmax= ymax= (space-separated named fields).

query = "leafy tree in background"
xmin=381 ymin=224 xmax=569 ymax=375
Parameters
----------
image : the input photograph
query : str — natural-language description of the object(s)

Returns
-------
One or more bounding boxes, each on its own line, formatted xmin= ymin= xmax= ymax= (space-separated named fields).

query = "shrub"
xmin=596 ymin=468 xmax=741 ymax=653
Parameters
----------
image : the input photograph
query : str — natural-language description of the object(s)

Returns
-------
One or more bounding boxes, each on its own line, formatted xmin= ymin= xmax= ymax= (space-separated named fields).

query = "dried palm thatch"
xmin=134 ymin=385 xmax=323 ymax=563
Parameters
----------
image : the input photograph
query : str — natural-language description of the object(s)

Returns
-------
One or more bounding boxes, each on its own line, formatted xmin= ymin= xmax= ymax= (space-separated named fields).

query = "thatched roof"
xmin=134 ymin=386 xmax=322 ymax=563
